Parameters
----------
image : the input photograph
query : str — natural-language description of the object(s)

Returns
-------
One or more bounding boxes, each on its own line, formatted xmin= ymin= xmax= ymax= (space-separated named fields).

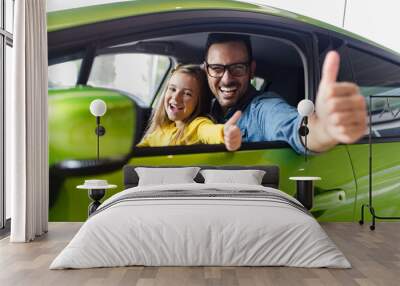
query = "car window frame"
xmin=134 ymin=41 xmax=312 ymax=157
xmin=48 ymin=9 xmax=320 ymax=158
xmin=341 ymin=38 xmax=400 ymax=144
xmin=314 ymin=30 xmax=400 ymax=146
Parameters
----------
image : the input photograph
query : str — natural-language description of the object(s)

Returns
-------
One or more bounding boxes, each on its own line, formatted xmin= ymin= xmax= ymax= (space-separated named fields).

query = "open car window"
xmin=48 ymin=27 xmax=309 ymax=157
xmin=87 ymin=53 xmax=171 ymax=107
xmin=135 ymin=32 xmax=307 ymax=151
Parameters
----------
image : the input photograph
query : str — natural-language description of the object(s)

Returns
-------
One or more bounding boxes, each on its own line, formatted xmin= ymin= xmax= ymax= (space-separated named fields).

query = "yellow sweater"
xmin=137 ymin=117 xmax=224 ymax=147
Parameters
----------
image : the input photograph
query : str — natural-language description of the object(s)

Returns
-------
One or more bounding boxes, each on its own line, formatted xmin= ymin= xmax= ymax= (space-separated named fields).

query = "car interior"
xmin=47 ymin=30 xmax=308 ymax=195
xmin=96 ymin=32 xmax=306 ymax=144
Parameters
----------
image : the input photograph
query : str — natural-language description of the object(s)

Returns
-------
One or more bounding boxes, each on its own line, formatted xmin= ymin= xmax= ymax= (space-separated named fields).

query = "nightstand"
xmin=77 ymin=180 xmax=117 ymax=216
xmin=289 ymin=176 xmax=321 ymax=210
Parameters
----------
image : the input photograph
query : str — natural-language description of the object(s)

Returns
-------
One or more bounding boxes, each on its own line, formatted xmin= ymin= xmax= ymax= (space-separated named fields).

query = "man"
xmin=205 ymin=33 xmax=367 ymax=154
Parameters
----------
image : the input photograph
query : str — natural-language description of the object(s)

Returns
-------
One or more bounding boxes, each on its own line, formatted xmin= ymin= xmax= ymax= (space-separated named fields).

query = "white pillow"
xmin=200 ymin=169 xmax=266 ymax=185
xmin=135 ymin=167 xmax=200 ymax=186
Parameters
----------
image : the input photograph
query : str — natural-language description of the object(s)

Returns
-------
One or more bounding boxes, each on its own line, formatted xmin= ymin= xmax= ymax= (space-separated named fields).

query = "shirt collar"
xmin=211 ymin=85 xmax=258 ymax=123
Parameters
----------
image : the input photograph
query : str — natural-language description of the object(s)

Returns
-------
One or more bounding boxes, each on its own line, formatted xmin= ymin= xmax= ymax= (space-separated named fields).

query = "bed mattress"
xmin=50 ymin=183 xmax=350 ymax=269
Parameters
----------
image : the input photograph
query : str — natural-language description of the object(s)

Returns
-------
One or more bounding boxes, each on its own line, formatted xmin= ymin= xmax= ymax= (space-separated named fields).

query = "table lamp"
xmin=297 ymin=99 xmax=314 ymax=162
xmin=289 ymin=100 xmax=319 ymax=210
xmin=89 ymin=99 xmax=107 ymax=162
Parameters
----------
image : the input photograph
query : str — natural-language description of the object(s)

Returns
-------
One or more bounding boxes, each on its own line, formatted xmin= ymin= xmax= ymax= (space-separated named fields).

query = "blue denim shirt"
xmin=211 ymin=90 xmax=305 ymax=154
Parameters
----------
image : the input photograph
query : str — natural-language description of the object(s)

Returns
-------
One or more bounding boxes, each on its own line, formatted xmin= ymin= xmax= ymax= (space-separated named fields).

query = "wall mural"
xmin=47 ymin=1 xmax=400 ymax=223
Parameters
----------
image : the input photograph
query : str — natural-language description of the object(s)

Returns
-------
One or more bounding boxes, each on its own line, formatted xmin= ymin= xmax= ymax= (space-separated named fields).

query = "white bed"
xmin=50 ymin=182 xmax=351 ymax=269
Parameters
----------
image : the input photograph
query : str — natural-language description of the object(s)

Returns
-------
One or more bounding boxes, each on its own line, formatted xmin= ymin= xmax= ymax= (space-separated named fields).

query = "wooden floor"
xmin=0 ymin=222 xmax=399 ymax=286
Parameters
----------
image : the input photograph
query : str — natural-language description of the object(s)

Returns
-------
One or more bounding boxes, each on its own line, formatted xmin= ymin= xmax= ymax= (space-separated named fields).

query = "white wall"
xmin=243 ymin=0 xmax=346 ymax=27
xmin=244 ymin=0 xmax=400 ymax=53
xmin=345 ymin=0 xmax=400 ymax=53
xmin=47 ymin=0 xmax=400 ymax=53
xmin=47 ymin=0 xmax=129 ymax=12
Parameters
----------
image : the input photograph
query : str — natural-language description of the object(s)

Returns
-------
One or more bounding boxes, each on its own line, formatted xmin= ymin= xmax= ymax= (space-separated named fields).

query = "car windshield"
xmin=48 ymin=58 xmax=83 ymax=89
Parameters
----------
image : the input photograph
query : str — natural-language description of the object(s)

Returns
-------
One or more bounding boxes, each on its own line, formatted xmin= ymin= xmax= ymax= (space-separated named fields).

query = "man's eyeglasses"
xmin=204 ymin=62 xmax=250 ymax=78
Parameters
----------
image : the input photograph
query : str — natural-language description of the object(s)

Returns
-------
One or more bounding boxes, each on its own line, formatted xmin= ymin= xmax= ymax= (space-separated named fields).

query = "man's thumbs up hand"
xmin=314 ymin=51 xmax=367 ymax=144
xmin=224 ymin=111 xmax=242 ymax=151
xmin=320 ymin=49 xmax=340 ymax=85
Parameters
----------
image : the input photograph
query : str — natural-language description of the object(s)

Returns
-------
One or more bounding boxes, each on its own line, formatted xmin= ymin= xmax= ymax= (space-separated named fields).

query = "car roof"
xmin=47 ymin=0 xmax=398 ymax=56
xmin=47 ymin=0 xmax=264 ymax=32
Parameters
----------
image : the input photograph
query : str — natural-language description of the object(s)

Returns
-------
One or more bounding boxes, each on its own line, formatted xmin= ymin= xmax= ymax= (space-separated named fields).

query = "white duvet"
xmin=50 ymin=183 xmax=350 ymax=269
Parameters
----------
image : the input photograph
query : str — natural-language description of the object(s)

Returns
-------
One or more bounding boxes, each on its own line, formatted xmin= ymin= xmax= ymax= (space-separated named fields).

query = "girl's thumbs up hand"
xmin=224 ymin=111 xmax=242 ymax=151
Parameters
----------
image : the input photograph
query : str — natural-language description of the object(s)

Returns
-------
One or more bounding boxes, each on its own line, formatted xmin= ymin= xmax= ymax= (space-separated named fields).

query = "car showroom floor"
xmin=0 ymin=222 xmax=398 ymax=286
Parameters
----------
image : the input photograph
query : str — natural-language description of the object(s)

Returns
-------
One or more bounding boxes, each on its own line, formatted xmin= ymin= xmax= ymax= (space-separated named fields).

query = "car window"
xmin=134 ymin=33 xmax=307 ymax=153
xmin=48 ymin=58 xmax=83 ymax=89
xmin=348 ymin=47 xmax=400 ymax=138
xmin=87 ymin=53 xmax=171 ymax=106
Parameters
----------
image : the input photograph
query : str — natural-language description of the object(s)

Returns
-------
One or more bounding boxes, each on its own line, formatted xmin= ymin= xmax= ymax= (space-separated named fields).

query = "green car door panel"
xmin=49 ymin=145 xmax=358 ymax=222
xmin=347 ymin=142 xmax=400 ymax=222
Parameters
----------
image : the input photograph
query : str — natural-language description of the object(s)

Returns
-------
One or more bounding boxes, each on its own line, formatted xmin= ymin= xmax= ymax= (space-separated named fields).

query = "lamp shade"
xmin=89 ymin=99 xmax=107 ymax=117
xmin=297 ymin=99 xmax=314 ymax=117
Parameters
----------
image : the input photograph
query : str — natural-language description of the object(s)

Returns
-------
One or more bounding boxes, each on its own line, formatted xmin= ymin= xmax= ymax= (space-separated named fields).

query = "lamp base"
xmin=295 ymin=180 xmax=314 ymax=210
xmin=88 ymin=189 xmax=105 ymax=216
xmin=359 ymin=203 xmax=400 ymax=231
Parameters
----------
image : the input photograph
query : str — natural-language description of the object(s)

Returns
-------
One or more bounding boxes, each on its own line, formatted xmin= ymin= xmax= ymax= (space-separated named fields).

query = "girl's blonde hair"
xmin=143 ymin=64 xmax=212 ymax=144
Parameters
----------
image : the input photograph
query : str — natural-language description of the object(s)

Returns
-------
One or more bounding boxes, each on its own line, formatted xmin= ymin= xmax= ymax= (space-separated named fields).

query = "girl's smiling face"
xmin=164 ymin=71 xmax=200 ymax=126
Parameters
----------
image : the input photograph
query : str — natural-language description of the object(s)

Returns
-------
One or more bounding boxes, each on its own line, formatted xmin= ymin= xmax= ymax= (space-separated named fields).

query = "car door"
xmin=48 ymin=7 xmax=358 ymax=222
xmin=342 ymin=42 xmax=400 ymax=221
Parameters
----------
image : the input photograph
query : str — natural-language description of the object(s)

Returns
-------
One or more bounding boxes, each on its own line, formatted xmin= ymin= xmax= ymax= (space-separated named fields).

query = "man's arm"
xmin=304 ymin=51 xmax=367 ymax=152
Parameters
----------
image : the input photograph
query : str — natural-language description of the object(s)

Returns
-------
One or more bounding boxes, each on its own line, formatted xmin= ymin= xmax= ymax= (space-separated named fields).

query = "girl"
xmin=137 ymin=64 xmax=241 ymax=151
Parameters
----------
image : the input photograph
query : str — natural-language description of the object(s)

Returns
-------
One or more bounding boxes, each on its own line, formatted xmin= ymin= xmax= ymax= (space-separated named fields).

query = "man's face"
xmin=205 ymin=41 xmax=255 ymax=111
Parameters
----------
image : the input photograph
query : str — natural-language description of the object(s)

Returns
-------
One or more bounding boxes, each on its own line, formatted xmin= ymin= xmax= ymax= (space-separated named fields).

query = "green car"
xmin=47 ymin=0 xmax=400 ymax=222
